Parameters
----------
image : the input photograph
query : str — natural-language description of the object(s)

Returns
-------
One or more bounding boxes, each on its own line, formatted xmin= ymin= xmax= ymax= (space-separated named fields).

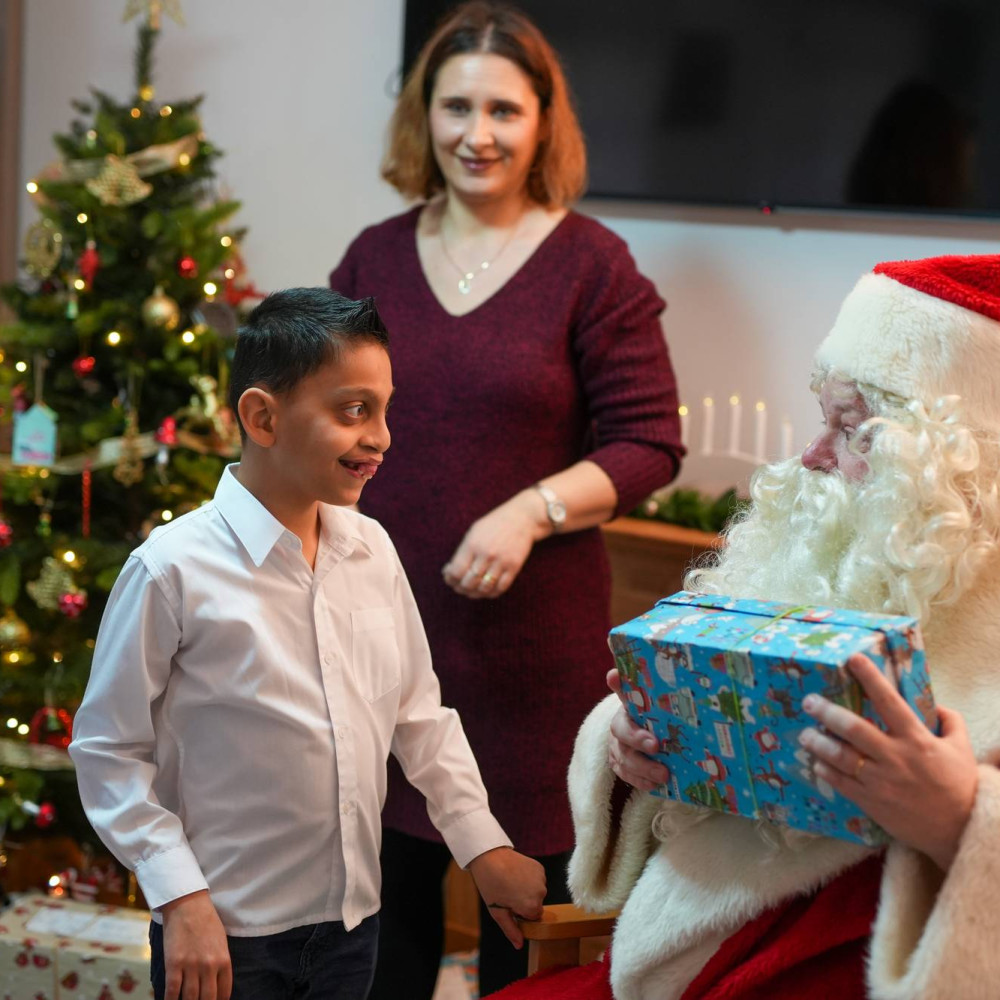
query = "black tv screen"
xmin=403 ymin=0 xmax=1000 ymax=216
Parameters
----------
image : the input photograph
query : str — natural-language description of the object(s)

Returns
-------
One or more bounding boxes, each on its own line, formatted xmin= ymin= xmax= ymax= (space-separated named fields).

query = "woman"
xmin=329 ymin=3 xmax=683 ymax=995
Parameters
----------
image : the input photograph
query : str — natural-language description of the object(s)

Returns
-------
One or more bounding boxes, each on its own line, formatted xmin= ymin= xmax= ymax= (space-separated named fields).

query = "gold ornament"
xmin=26 ymin=558 xmax=76 ymax=611
xmin=85 ymin=155 xmax=153 ymax=207
xmin=113 ymin=412 xmax=145 ymax=487
xmin=141 ymin=285 xmax=181 ymax=330
xmin=0 ymin=611 xmax=30 ymax=649
xmin=23 ymin=220 xmax=62 ymax=279
xmin=122 ymin=0 xmax=185 ymax=28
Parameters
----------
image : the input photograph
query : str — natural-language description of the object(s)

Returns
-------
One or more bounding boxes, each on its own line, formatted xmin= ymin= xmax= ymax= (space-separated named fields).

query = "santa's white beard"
xmin=687 ymin=443 xmax=993 ymax=623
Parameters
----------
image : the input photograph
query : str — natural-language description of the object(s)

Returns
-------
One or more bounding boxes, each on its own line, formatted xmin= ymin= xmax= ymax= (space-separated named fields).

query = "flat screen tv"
xmin=403 ymin=0 xmax=1000 ymax=217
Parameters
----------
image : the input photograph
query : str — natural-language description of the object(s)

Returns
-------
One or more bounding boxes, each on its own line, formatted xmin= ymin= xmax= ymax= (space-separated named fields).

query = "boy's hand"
xmin=161 ymin=890 xmax=232 ymax=1000
xmin=467 ymin=847 xmax=546 ymax=949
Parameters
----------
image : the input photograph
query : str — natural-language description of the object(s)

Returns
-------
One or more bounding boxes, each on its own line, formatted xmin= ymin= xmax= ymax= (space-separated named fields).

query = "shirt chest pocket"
xmin=350 ymin=607 xmax=402 ymax=703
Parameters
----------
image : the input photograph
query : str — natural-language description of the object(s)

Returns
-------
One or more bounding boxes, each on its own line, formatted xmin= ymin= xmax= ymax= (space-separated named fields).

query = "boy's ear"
xmin=238 ymin=387 xmax=279 ymax=448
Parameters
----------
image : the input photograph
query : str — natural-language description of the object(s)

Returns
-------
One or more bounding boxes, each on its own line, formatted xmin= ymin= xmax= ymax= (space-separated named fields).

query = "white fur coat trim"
xmin=815 ymin=272 xmax=1000 ymax=432
xmin=868 ymin=763 xmax=1000 ymax=1000
xmin=568 ymin=695 xmax=872 ymax=1000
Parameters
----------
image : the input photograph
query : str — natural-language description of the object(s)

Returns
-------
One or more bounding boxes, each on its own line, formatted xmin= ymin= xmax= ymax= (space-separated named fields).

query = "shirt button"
xmin=341 ymin=801 xmax=354 ymax=815
xmin=323 ymin=653 xmax=335 ymax=666
xmin=336 ymin=727 xmax=348 ymax=740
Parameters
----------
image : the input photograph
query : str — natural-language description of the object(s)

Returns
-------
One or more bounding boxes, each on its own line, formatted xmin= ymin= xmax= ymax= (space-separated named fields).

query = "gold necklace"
xmin=439 ymin=218 xmax=521 ymax=295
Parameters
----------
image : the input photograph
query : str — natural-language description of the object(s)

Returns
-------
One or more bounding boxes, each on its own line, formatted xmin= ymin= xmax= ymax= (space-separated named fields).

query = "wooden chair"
xmin=520 ymin=903 xmax=619 ymax=974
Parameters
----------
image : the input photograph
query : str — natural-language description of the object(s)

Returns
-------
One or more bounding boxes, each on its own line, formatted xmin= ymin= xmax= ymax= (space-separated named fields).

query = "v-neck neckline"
xmin=410 ymin=206 xmax=573 ymax=320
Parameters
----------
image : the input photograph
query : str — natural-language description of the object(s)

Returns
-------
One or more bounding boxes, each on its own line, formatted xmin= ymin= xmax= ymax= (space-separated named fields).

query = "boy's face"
xmin=271 ymin=342 xmax=392 ymax=507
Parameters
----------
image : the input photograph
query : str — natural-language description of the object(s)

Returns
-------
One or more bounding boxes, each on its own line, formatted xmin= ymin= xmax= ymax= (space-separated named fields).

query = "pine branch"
xmin=134 ymin=23 xmax=159 ymax=95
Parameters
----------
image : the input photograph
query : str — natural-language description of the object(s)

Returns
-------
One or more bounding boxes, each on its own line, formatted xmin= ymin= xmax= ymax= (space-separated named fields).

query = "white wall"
xmin=18 ymin=0 xmax=1000 ymax=491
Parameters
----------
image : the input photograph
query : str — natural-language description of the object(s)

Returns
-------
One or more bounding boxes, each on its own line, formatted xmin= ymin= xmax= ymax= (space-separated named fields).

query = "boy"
xmin=69 ymin=289 xmax=546 ymax=1000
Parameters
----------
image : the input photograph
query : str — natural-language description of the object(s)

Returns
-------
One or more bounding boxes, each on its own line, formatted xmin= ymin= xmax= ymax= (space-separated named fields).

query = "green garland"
xmin=630 ymin=487 xmax=748 ymax=534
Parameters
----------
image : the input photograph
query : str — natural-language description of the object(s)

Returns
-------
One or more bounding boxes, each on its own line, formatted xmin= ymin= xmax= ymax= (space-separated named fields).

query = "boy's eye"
xmin=344 ymin=404 xmax=364 ymax=419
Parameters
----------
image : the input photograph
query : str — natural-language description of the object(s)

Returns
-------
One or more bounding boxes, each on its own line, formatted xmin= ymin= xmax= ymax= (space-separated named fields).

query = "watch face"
xmin=550 ymin=500 xmax=567 ymax=524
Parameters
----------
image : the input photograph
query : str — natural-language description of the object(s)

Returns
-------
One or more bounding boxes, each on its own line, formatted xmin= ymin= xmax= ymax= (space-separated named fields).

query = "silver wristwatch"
xmin=534 ymin=482 xmax=567 ymax=532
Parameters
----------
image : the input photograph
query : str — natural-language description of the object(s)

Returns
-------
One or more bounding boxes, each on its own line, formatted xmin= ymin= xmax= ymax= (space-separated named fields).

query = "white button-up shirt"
xmin=69 ymin=466 xmax=509 ymax=935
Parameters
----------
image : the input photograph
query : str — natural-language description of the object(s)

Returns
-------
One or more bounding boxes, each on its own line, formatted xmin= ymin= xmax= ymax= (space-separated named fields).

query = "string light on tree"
xmin=25 ymin=180 xmax=38 ymax=194
xmin=106 ymin=330 xmax=121 ymax=346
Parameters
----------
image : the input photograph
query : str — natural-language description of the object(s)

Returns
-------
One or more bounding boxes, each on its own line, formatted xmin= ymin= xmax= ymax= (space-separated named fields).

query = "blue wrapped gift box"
xmin=608 ymin=591 xmax=936 ymax=845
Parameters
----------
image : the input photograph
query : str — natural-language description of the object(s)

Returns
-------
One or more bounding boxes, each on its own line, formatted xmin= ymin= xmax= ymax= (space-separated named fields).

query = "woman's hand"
xmin=442 ymin=492 xmax=545 ymax=599
xmin=799 ymin=653 xmax=979 ymax=871
xmin=607 ymin=669 xmax=671 ymax=791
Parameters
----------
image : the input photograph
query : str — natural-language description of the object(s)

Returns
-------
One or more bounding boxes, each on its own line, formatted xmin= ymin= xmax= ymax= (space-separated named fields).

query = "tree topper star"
xmin=122 ymin=0 xmax=185 ymax=29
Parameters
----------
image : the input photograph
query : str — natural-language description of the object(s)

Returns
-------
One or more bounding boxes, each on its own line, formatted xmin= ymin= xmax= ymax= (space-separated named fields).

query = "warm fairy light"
xmin=203 ymin=281 xmax=217 ymax=296
xmin=38 ymin=469 xmax=50 ymax=479
xmin=17 ymin=724 xmax=28 ymax=735
xmin=178 ymin=153 xmax=191 ymax=167
xmin=77 ymin=212 xmax=88 ymax=224
xmin=73 ymin=277 xmax=86 ymax=291
xmin=62 ymin=550 xmax=76 ymax=564
xmin=52 ymin=652 xmax=63 ymax=663
xmin=0 ymin=350 xmax=5 ymax=362
xmin=15 ymin=361 xmax=27 ymax=373
xmin=5 ymin=718 xmax=16 ymax=729
xmin=678 ymin=405 xmax=689 ymax=417
xmin=0 ymin=776 xmax=5 ymax=787
xmin=729 ymin=395 xmax=740 ymax=406
xmin=48 ymin=875 xmax=61 ymax=888
xmin=703 ymin=396 xmax=714 ymax=407
xmin=181 ymin=330 xmax=195 ymax=344
xmin=85 ymin=638 xmax=95 ymax=649
xmin=130 ymin=107 xmax=141 ymax=119
xmin=162 ymin=510 xmax=174 ymax=521
xmin=220 ymin=235 xmax=232 ymax=247
xmin=756 ymin=401 xmax=766 ymax=412
xmin=160 ymin=105 xmax=173 ymax=117
xmin=86 ymin=129 xmax=97 ymax=141
xmin=224 ymin=268 xmax=235 ymax=279
xmin=139 ymin=85 xmax=154 ymax=101
xmin=26 ymin=180 xmax=38 ymax=194
xmin=107 ymin=330 xmax=121 ymax=346
xmin=7 ymin=653 xmax=19 ymax=664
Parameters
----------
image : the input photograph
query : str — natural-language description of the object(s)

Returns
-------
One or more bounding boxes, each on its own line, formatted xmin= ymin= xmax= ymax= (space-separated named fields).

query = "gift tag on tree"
xmin=12 ymin=403 xmax=58 ymax=467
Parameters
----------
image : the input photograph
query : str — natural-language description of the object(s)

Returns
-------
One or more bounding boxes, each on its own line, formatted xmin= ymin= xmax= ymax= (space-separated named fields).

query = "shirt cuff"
xmin=438 ymin=808 xmax=512 ymax=869
xmin=134 ymin=843 xmax=211 ymax=911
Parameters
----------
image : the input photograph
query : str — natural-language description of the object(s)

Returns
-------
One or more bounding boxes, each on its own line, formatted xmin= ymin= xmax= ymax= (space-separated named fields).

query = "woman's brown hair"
xmin=382 ymin=1 xmax=587 ymax=207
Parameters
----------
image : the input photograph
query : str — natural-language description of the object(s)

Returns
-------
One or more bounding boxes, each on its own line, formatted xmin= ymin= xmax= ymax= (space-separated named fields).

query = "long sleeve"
xmin=385 ymin=537 xmax=511 ymax=867
xmin=68 ymin=556 xmax=209 ymax=910
xmin=868 ymin=762 xmax=1000 ymax=1000
xmin=571 ymin=235 xmax=685 ymax=515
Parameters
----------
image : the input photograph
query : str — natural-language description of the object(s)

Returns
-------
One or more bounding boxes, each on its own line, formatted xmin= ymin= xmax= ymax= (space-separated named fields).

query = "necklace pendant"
xmin=458 ymin=277 xmax=471 ymax=294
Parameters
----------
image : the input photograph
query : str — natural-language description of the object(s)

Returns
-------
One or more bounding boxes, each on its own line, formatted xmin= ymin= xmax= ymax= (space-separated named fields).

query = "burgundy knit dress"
xmin=330 ymin=207 xmax=683 ymax=854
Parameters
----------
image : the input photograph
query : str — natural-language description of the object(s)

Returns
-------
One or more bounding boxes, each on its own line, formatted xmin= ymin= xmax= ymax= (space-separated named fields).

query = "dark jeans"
xmin=150 ymin=913 xmax=379 ymax=1000
xmin=369 ymin=829 xmax=572 ymax=1000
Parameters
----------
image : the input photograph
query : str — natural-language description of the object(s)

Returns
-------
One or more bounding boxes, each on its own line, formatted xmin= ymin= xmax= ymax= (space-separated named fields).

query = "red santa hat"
xmin=814 ymin=254 xmax=1000 ymax=431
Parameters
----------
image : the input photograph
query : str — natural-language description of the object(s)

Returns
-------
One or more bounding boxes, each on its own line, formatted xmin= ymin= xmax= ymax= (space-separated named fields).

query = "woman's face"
xmin=428 ymin=53 xmax=543 ymax=204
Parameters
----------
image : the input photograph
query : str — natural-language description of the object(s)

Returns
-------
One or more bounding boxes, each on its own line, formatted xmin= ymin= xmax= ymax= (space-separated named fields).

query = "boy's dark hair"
xmin=229 ymin=287 xmax=389 ymax=437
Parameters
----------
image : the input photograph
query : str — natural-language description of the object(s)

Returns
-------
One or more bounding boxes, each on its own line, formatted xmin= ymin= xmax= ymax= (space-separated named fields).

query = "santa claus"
xmin=490 ymin=254 xmax=1000 ymax=1000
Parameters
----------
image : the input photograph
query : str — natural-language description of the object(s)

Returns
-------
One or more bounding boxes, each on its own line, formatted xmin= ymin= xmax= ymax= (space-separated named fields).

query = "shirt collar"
xmin=215 ymin=465 xmax=374 ymax=567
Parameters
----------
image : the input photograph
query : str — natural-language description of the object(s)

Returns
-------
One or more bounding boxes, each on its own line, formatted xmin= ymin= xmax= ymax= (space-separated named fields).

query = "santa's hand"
xmin=799 ymin=653 xmax=978 ymax=871
xmin=607 ymin=669 xmax=671 ymax=792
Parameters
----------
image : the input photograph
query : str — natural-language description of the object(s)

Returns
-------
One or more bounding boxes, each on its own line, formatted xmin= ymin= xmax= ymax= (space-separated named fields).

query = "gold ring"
xmin=854 ymin=755 xmax=867 ymax=779
xmin=481 ymin=572 xmax=495 ymax=585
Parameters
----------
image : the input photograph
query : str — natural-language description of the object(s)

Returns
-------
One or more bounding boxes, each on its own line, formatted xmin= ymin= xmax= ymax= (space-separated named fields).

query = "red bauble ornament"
xmin=28 ymin=706 xmax=74 ymax=750
xmin=34 ymin=802 xmax=56 ymax=830
xmin=155 ymin=415 xmax=178 ymax=445
xmin=0 ymin=519 xmax=12 ymax=548
xmin=77 ymin=240 xmax=100 ymax=289
xmin=71 ymin=355 xmax=97 ymax=377
xmin=177 ymin=255 xmax=198 ymax=279
xmin=58 ymin=592 xmax=88 ymax=618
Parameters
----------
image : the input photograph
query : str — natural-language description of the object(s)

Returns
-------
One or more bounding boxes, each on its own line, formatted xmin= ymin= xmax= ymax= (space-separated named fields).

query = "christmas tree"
xmin=0 ymin=0 xmax=256 ymax=865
